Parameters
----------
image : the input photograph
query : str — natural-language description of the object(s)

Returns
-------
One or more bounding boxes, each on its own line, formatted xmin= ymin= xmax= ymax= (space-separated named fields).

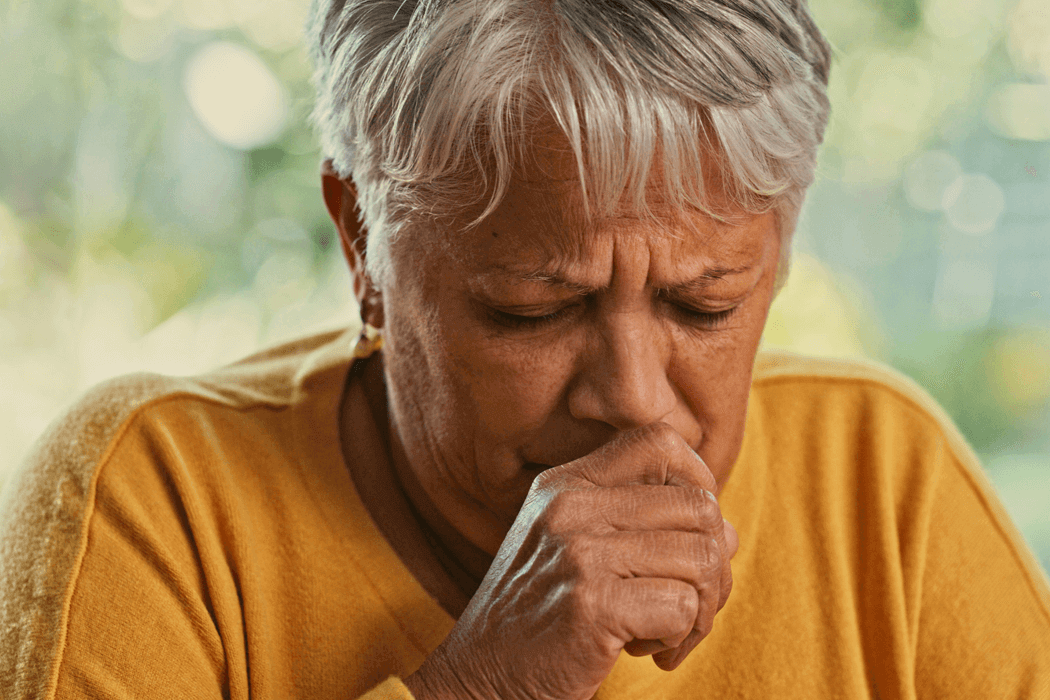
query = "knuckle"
xmin=562 ymin=532 xmax=600 ymax=570
xmin=696 ymin=535 xmax=723 ymax=576
xmin=670 ymin=582 xmax=700 ymax=622
xmin=702 ymin=504 xmax=724 ymax=531
xmin=568 ymin=579 xmax=605 ymax=627
xmin=688 ymin=492 xmax=723 ymax=531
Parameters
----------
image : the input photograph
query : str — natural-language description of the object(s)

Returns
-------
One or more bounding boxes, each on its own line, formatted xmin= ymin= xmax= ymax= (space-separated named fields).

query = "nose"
xmin=567 ymin=309 xmax=678 ymax=431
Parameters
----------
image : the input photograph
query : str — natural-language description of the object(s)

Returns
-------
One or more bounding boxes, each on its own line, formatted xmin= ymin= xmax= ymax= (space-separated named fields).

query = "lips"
xmin=524 ymin=462 xmax=553 ymax=472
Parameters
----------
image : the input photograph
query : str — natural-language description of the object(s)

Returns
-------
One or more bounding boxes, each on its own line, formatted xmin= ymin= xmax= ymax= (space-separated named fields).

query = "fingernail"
xmin=705 ymin=490 xmax=717 ymax=503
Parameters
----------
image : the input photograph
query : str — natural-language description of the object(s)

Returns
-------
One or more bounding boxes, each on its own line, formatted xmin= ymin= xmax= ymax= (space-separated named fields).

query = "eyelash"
xmin=490 ymin=303 xmax=739 ymax=330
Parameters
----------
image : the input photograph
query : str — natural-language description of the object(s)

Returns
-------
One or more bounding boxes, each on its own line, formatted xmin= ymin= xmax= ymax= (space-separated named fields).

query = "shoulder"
xmin=750 ymin=348 xmax=975 ymax=462
xmin=0 ymin=328 xmax=352 ymax=694
xmin=745 ymin=348 xmax=997 ymax=529
xmin=748 ymin=350 xmax=1050 ymax=596
xmin=753 ymin=348 xmax=945 ymax=416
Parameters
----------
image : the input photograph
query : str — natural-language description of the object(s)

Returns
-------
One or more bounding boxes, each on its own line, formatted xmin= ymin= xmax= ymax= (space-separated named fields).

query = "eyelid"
xmin=655 ymin=287 xmax=739 ymax=309
xmin=488 ymin=304 xmax=578 ymax=329
xmin=491 ymin=301 xmax=578 ymax=316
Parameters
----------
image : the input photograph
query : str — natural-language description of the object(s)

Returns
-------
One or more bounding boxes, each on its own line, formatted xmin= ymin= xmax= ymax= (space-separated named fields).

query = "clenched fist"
xmin=404 ymin=422 xmax=739 ymax=700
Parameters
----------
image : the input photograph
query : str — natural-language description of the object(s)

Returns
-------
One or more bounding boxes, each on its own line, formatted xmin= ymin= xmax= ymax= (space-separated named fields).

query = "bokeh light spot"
xmin=942 ymin=173 xmax=1005 ymax=235
xmin=986 ymin=83 xmax=1050 ymax=141
xmin=761 ymin=252 xmax=881 ymax=359
xmin=241 ymin=0 xmax=309 ymax=51
xmin=183 ymin=41 xmax=289 ymax=151
xmin=986 ymin=328 xmax=1050 ymax=414
xmin=852 ymin=54 xmax=934 ymax=166
xmin=1007 ymin=0 xmax=1050 ymax=78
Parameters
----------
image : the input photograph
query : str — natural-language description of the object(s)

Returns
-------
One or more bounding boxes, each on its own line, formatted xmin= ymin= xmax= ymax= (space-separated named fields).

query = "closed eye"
xmin=671 ymin=304 xmax=739 ymax=330
xmin=488 ymin=305 xmax=578 ymax=329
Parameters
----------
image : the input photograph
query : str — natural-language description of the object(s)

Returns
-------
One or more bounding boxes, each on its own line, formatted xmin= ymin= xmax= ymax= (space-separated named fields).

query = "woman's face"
xmin=378 ymin=138 xmax=782 ymax=556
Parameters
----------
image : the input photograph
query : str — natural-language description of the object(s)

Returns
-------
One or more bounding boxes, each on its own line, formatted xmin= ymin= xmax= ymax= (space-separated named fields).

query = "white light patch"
xmin=942 ymin=173 xmax=1005 ymax=235
xmin=183 ymin=41 xmax=289 ymax=151
xmin=1007 ymin=0 xmax=1050 ymax=78
xmin=986 ymin=83 xmax=1050 ymax=141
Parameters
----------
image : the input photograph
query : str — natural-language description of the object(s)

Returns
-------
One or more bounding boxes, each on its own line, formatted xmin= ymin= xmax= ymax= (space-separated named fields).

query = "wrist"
xmin=402 ymin=669 xmax=439 ymax=700
xmin=403 ymin=647 xmax=481 ymax=700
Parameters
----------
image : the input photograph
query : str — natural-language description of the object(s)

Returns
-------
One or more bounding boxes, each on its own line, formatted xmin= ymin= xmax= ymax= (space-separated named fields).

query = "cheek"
xmin=669 ymin=306 xmax=770 ymax=476
xmin=446 ymin=330 xmax=577 ymax=436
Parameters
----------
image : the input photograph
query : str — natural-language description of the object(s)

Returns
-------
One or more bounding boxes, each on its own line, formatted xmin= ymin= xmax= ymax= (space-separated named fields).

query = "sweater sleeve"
xmin=49 ymin=408 xmax=233 ymax=699
xmin=913 ymin=441 xmax=1050 ymax=698
xmin=0 ymin=375 xmax=233 ymax=700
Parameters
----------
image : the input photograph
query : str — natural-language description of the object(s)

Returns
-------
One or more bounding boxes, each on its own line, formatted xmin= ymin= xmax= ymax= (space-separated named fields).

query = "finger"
xmin=599 ymin=530 xmax=723 ymax=603
xmin=623 ymin=638 xmax=674 ymax=657
xmin=653 ymin=524 xmax=737 ymax=672
xmin=713 ymin=519 xmax=737 ymax=612
xmin=548 ymin=484 xmax=725 ymax=535
xmin=652 ymin=627 xmax=704 ymax=671
xmin=599 ymin=577 xmax=698 ymax=649
xmin=597 ymin=530 xmax=722 ymax=653
xmin=724 ymin=519 xmax=739 ymax=559
xmin=543 ymin=422 xmax=717 ymax=492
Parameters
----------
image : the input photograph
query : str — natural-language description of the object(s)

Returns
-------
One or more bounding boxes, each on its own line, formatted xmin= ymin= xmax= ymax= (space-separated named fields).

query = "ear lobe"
xmin=360 ymin=292 xmax=385 ymax=330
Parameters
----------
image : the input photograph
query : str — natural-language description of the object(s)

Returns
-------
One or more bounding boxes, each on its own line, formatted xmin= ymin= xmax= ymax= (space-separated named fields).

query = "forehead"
xmin=442 ymin=182 xmax=773 ymax=289
xmin=419 ymin=117 xmax=778 ymax=289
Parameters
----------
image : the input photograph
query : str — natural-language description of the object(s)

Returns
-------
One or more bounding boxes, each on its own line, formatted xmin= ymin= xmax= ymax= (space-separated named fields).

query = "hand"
xmin=404 ymin=422 xmax=739 ymax=700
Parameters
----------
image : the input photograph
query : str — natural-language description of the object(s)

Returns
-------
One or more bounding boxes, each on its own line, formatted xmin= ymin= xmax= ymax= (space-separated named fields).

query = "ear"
xmin=321 ymin=159 xmax=384 ymax=329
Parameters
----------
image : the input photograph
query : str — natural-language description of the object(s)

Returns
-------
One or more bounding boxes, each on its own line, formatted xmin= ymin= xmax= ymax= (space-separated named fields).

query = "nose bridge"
xmin=568 ymin=306 xmax=678 ymax=430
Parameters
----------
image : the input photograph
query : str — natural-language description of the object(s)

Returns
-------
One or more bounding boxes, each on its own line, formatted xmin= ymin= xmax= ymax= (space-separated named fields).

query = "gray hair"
xmin=305 ymin=0 xmax=832 ymax=294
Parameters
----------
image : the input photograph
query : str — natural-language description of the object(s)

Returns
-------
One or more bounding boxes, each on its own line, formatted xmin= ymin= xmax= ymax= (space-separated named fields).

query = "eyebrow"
xmin=490 ymin=262 xmax=754 ymax=295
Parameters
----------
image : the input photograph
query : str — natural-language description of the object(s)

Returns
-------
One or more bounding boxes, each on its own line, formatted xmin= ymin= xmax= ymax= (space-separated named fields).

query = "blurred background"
xmin=0 ymin=0 xmax=1047 ymax=571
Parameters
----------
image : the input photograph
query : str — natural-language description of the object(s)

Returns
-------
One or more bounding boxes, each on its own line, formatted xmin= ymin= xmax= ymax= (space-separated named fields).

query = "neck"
xmin=361 ymin=355 xmax=493 ymax=600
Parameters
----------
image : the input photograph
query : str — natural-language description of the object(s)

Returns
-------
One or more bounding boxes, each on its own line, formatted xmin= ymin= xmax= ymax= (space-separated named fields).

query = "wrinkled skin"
xmin=321 ymin=123 xmax=781 ymax=698
xmin=409 ymin=424 xmax=738 ymax=700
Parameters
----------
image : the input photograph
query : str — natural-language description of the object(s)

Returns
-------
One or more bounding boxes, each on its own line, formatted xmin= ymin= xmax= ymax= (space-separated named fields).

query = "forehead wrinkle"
xmin=477 ymin=173 xmax=766 ymax=293
xmin=483 ymin=248 xmax=755 ymax=296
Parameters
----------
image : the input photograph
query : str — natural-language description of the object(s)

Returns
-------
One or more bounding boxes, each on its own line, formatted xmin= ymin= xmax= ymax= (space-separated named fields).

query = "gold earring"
xmin=352 ymin=322 xmax=384 ymax=359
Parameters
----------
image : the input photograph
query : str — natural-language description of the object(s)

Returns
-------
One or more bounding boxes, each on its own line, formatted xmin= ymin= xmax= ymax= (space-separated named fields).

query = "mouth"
xmin=524 ymin=462 xmax=553 ymax=472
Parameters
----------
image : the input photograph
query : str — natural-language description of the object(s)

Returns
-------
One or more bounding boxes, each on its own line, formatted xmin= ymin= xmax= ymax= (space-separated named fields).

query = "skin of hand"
xmin=321 ymin=114 xmax=781 ymax=694
xmin=404 ymin=423 xmax=741 ymax=700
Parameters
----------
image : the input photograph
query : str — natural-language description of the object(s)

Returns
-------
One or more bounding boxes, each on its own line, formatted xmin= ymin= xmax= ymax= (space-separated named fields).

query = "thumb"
xmin=723 ymin=518 xmax=739 ymax=559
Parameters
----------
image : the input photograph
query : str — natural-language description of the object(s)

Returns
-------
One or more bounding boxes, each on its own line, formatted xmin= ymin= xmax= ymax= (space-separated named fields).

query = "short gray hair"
xmin=306 ymin=0 xmax=832 ymax=293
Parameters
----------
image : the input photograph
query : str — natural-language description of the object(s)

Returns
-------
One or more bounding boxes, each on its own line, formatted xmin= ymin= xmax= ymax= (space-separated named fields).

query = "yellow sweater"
xmin=1 ymin=327 xmax=1048 ymax=699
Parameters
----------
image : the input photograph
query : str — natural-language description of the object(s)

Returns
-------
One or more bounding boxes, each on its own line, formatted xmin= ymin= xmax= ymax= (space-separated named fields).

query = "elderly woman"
xmin=2 ymin=0 xmax=1049 ymax=698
